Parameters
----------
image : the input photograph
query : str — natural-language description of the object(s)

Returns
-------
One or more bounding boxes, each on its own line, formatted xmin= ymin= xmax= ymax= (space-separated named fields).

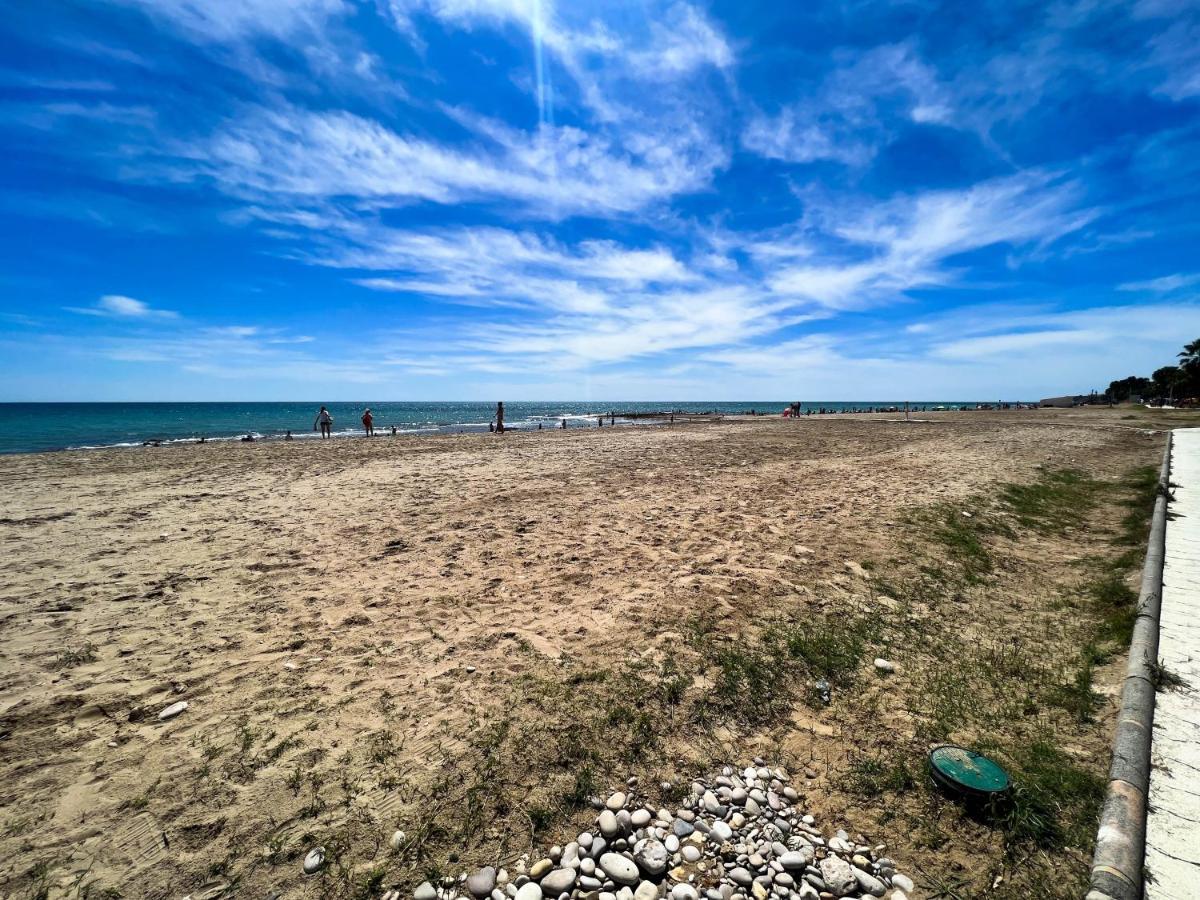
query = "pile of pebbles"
xmin=391 ymin=761 xmax=914 ymax=900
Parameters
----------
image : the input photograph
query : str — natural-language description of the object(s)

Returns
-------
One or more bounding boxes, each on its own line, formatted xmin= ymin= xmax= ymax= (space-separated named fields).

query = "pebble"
xmin=672 ymin=819 xmax=694 ymax=838
xmin=633 ymin=840 xmax=669 ymax=877
xmin=817 ymin=858 xmax=855 ymax=897
xmin=541 ymin=869 xmax=577 ymax=895
xmin=390 ymin=830 xmax=406 ymax=851
xmin=468 ymin=868 xmax=498 ymax=898
xmin=728 ymin=868 xmax=753 ymax=887
xmin=873 ymin=658 xmax=895 ymax=673
xmin=422 ymin=761 xmax=912 ymax=900
xmin=302 ymin=847 xmax=325 ymax=876
xmin=852 ymin=867 xmax=885 ymax=897
xmin=599 ymin=853 xmax=639 ymax=886
xmin=779 ymin=850 xmax=811 ymax=871
xmin=598 ymin=811 xmax=620 ymax=839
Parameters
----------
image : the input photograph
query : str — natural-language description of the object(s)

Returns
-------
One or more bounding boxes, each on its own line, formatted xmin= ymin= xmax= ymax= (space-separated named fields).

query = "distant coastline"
xmin=0 ymin=400 xmax=1031 ymax=455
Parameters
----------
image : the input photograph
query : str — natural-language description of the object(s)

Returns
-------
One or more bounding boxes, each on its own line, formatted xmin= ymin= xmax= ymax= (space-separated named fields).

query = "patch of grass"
xmin=1150 ymin=659 xmax=1186 ymax=692
xmin=710 ymin=645 xmax=786 ymax=721
xmin=354 ymin=866 xmax=387 ymax=900
xmin=54 ymin=642 xmax=98 ymax=669
xmin=1045 ymin=645 xmax=1102 ymax=723
xmin=993 ymin=740 xmax=1106 ymax=851
xmin=1086 ymin=572 xmax=1138 ymax=645
xmin=1118 ymin=465 xmax=1160 ymax=547
xmin=561 ymin=766 xmax=596 ymax=810
xmin=913 ymin=505 xmax=994 ymax=583
xmin=527 ymin=805 xmax=554 ymax=834
xmin=774 ymin=617 xmax=874 ymax=686
xmin=998 ymin=468 xmax=1099 ymax=533
xmin=842 ymin=751 xmax=916 ymax=797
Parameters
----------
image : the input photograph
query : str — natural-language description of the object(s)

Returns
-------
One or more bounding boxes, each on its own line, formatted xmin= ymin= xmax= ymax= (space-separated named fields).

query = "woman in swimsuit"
xmin=361 ymin=408 xmax=374 ymax=436
xmin=314 ymin=406 xmax=333 ymax=438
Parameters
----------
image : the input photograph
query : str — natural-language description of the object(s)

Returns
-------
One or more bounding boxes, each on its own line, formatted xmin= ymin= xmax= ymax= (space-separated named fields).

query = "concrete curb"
xmin=1086 ymin=431 xmax=1173 ymax=900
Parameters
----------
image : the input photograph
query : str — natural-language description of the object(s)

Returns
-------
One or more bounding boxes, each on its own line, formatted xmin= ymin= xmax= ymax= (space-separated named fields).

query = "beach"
xmin=0 ymin=408 xmax=1183 ymax=899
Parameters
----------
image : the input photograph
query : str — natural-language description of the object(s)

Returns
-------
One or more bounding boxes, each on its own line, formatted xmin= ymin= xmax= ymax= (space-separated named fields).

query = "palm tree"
xmin=1179 ymin=338 xmax=1200 ymax=372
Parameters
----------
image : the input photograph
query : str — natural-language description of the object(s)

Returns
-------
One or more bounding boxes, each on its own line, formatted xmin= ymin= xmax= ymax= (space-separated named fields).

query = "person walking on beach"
xmin=314 ymin=406 xmax=333 ymax=438
xmin=362 ymin=408 xmax=374 ymax=436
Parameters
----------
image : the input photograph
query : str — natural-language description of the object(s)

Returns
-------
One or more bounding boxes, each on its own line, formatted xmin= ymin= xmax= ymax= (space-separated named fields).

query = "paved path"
xmin=1146 ymin=428 xmax=1200 ymax=898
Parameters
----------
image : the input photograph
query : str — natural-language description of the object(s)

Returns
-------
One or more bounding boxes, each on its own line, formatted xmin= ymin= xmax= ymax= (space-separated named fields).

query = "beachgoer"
xmin=314 ymin=406 xmax=333 ymax=438
xmin=284 ymin=430 xmax=293 ymax=441
xmin=362 ymin=408 xmax=374 ymax=436
xmin=391 ymin=425 xmax=397 ymax=436
xmin=561 ymin=418 xmax=567 ymax=429
xmin=489 ymin=422 xmax=495 ymax=433
xmin=241 ymin=434 xmax=255 ymax=442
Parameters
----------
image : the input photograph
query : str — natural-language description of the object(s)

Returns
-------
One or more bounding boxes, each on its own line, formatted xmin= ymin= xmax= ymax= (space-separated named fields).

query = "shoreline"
xmin=0 ymin=404 xmax=1057 ymax=458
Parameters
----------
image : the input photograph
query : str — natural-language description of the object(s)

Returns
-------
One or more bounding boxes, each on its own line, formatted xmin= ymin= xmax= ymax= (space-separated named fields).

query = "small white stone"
xmin=158 ymin=700 xmax=188 ymax=721
xmin=303 ymin=847 xmax=325 ymax=875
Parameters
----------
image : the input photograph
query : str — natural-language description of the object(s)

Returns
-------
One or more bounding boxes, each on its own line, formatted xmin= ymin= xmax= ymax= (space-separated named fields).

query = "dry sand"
xmin=0 ymin=408 xmax=1181 ymax=899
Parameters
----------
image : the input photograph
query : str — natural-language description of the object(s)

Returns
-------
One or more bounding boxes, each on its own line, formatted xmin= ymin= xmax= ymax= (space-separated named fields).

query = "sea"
xmin=0 ymin=401 xmax=1006 ymax=455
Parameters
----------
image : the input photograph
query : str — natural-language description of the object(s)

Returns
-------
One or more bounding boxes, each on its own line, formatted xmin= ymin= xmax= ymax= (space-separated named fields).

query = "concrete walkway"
xmin=1146 ymin=428 xmax=1200 ymax=898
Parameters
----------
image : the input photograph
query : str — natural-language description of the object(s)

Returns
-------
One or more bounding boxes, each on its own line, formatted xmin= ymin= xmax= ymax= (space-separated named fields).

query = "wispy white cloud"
xmin=764 ymin=172 xmax=1097 ymax=307
xmin=114 ymin=0 xmax=349 ymax=43
xmin=742 ymin=42 xmax=949 ymax=166
xmin=1118 ymin=272 xmax=1200 ymax=292
xmin=66 ymin=294 xmax=179 ymax=320
xmin=161 ymin=104 xmax=725 ymax=218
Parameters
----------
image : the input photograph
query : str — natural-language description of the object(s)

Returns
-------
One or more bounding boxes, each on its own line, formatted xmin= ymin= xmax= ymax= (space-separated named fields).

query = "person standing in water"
xmin=313 ymin=406 xmax=333 ymax=438
xmin=361 ymin=408 xmax=374 ymax=436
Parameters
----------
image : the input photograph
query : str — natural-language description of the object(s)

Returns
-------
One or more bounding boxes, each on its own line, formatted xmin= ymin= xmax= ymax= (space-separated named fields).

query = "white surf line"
xmin=1146 ymin=427 xmax=1200 ymax=898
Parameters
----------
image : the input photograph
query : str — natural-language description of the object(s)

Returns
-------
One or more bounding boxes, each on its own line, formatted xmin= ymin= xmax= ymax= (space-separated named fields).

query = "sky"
xmin=1 ymin=0 xmax=1198 ymax=401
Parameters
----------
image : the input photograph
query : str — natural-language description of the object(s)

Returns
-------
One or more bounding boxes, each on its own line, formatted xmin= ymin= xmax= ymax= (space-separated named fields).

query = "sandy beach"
xmin=0 ymin=408 xmax=1185 ymax=899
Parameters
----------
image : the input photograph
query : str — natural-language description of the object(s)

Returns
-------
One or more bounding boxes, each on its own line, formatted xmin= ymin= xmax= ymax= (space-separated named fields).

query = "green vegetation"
xmin=53 ymin=642 xmax=98 ymax=669
xmin=1107 ymin=336 xmax=1200 ymax=403
xmin=998 ymin=468 xmax=1098 ymax=532
xmin=991 ymin=740 xmax=1106 ymax=850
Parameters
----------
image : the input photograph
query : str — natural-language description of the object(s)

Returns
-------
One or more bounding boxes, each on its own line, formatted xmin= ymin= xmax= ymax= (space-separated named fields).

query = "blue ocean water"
xmin=0 ymin=401 xmax=998 ymax=455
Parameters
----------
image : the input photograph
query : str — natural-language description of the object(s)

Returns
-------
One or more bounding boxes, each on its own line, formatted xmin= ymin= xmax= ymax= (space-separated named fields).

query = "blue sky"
xmin=1 ymin=0 xmax=1198 ymax=401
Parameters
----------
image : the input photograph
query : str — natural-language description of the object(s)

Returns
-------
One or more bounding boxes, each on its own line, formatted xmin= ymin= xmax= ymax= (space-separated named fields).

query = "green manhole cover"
xmin=929 ymin=745 xmax=1010 ymax=800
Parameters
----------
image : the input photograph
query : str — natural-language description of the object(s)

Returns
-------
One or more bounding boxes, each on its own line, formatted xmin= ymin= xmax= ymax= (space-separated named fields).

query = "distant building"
xmin=1040 ymin=395 xmax=1080 ymax=408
